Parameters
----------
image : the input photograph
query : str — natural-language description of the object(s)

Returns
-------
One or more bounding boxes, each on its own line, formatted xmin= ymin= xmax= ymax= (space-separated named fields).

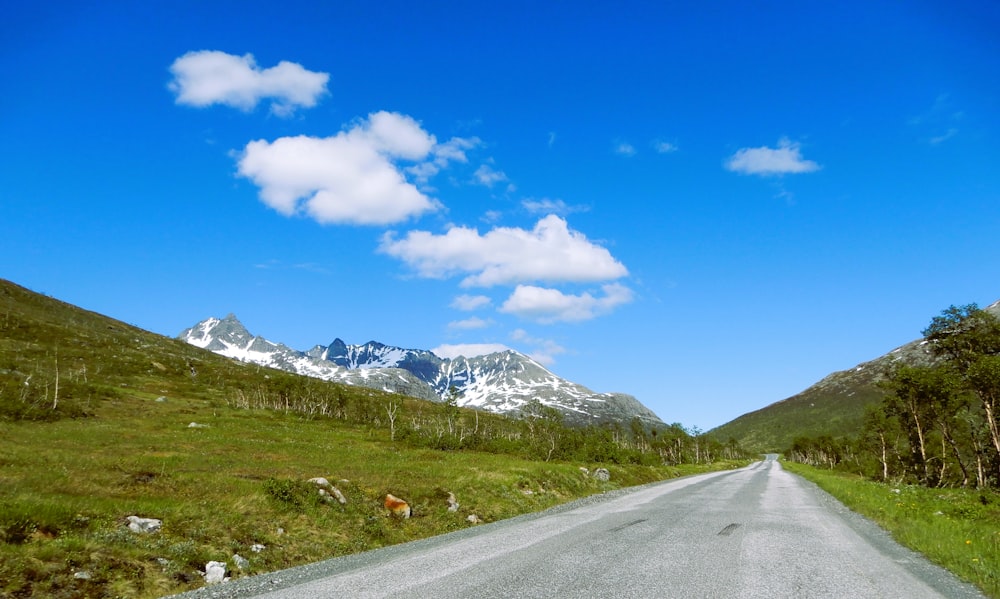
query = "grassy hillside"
xmin=0 ymin=280 xmax=743 ymax=598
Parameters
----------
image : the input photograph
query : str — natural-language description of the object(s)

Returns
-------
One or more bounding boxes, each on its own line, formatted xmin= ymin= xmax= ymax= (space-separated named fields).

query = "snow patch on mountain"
xmin=178 ymin=315 xmax=664 ymax=427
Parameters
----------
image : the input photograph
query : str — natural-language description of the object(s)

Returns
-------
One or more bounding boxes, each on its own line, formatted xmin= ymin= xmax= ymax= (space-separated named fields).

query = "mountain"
xmin=179 ymin=315 xmax=664 ymax=428
xmin=710 ymin=300 xmax=1000 ymax=452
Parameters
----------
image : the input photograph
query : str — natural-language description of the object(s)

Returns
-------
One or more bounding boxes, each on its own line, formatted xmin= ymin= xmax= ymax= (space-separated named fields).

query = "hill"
xmin=0 ymin=278 xmax=741 ymax=598
xmin=710 ymin=300 xmax=1000 ymax=452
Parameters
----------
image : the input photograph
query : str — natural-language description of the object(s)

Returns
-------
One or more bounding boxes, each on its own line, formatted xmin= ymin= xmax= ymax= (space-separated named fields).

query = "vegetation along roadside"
xmin=0 ymin=279 xmax=749 ymax=598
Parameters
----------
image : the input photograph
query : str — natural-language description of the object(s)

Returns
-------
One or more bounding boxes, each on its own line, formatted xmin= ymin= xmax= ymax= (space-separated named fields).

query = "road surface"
xmin=177 ymin=456 xmax=984 ymax=598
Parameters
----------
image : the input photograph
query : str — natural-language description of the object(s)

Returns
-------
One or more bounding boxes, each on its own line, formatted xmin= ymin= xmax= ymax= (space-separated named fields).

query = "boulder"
xmin=204 ymin=561 xmax=227 ymax=585
xmin=446 ymin=492 xmax=459 ymax=512
xmin=593 ymin=468 xmax=610 ymax=482
xmin=384 ymin=493 xmax=411 ymax=518
xmin=126 ymin=516 xmax=162 ymax=534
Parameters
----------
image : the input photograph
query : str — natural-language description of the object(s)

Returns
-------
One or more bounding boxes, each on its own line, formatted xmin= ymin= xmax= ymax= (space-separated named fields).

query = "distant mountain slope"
xmin=180 ymin=315 xmax=664 ymax=428
xmin=710 ymin=300 xmax=1000 ymax=452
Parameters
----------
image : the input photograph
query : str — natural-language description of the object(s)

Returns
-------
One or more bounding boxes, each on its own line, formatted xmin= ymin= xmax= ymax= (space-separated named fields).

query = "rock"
xmin=204 ymin=561 xmax=227 ymax=585
xmin=446 ymin=492 xmax=459 ymax=512
xmin=250 ymin=543 xmax=266 ymax=553
xmin=384 ymin=493 xmax=411 ymax=518
xmin=155 ymin=396 xmax=167 ymax=402
xmin=232 ymin=554 xmax=250 ymax=571
xmin=126 ymin=516 xmax=162 ymax=533
xmin=466 ymin=514 xmax=480 ymax=524
xmin=579 ymin=467 xmax=590 ymax=476
xmin=311 ymin=477 xmax=346 ymax=504
xmin=593 ymin=468 xmax=610 ymax=482
xmin=73 ymin=571 xmax=92 ymax=580
xmin=187 ymin=422 xmax=209 ymax=429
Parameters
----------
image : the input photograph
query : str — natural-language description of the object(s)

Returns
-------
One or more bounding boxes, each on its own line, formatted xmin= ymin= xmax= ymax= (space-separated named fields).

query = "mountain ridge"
xmin=711 ymin=299 xmax=1000 ymax=451
xmin=179 ymin=315 xmax=664 ymax=428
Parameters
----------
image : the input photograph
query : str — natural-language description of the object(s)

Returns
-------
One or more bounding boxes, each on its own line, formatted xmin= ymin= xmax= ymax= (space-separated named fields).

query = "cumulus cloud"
xmin=168 ymin=50 xmax=329 ymax=116
xmin=432 ymin=343 xmax=510 ymax=359
xmin=451 ymin=294 xmax=492 ymax=311
xmin=379 ymin=215 xmax=628 ymax=287
xmin=500 ymin=283 xmax=634 ymax=323
xmin=237 ymin=111 xmax=447 ymax=225
xmin=725 ymin=138 xmax=820 ymax=176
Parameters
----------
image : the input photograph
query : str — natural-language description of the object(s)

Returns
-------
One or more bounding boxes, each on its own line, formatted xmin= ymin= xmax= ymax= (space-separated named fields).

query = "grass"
xmin=783 ymin=461 xmax=1000 ymax=598
xmin=0 ymin=392 xmax=742 ymax=598
xmin=0 ymin=277 xmax=749 ymax=597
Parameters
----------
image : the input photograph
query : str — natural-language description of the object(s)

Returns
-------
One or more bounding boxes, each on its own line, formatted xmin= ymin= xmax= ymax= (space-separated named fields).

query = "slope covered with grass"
xmin=0 ymin=280 xmax=744 ymax=597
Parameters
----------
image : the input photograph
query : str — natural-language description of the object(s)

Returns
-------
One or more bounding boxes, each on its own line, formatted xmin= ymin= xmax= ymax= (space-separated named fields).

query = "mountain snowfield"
xmin=179 ymin=315 xmax=664 ymax=427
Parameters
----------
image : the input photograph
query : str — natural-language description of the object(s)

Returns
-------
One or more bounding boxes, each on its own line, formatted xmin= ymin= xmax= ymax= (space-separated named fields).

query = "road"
xmin=178 ymin=457 xmax=984 ymax=598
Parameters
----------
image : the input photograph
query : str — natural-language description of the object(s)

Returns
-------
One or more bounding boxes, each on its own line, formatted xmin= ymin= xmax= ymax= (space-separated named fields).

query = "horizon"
xmin=3 ymin=2 xmax=999 ymax=430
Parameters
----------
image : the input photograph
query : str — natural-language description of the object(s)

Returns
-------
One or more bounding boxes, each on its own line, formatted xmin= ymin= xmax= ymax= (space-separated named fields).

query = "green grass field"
xmin=0 ymin=390 xmax=742 ymax=598
xmin=783 ymin=461 xmax=1000 ymax=598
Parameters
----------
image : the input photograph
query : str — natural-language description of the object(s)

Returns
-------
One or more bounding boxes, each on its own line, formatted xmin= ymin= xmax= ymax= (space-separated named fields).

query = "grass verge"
xmin=0 ymin=392 xmax=744 ymax=598
xmin=782 ymin=461 xmax=1000 ymax=598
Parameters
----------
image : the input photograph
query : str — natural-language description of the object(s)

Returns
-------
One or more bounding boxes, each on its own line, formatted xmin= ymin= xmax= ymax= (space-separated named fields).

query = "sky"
xmin=2 ymin=1 xmax=999 ymax=431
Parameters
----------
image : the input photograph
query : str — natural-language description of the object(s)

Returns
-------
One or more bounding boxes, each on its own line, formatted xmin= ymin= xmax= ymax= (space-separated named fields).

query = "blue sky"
xmin=3 ymin=1 xmax=999 ymax=430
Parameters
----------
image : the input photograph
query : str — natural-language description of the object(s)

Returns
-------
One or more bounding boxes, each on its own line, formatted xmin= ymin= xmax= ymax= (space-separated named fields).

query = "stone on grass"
xmin=593 ymin=468 xmax=610 ymax=482
xmin=204 ymin=561 xmax=228 ymax=585
xmin=232 ymin=554 xmax=250 ymax=571
xmin=126 ymin=516 xmax=162 ymax=534
xmin=385 ymin=493 xmax=411 ymax=518
xmin=466 ymin=514 xmax=481 ymax=524
xmin=251 ymin=543 xmax=266 ymax=553
xmin=446 ymin=492 xmax=459 ymax=512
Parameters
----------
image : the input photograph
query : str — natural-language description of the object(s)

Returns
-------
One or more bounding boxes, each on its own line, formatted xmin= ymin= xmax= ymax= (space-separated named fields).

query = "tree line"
xmin=788 ymin=304 xmax=1000 ymax=489
xmin=227 ymin=375 xmax=748 ymax=466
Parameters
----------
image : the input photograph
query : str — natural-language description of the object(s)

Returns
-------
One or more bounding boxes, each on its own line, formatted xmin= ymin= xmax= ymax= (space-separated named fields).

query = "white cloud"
xmin=447 ymin=317 xmax=492 ymax=330
xmin=510 ymin=329 xmax=566 ymax=366
xmin=451 ymin=294 xmax=492 ymax=311
xmin=406 ymin=136 xmax=480 ymax=184
xmin=521 ymin=198 xmax=587 ymax=217
xmin=653 ymin=140 xmax=678 ymax=153
xmin=929 ymin=128 xmax=958 ymax=145
xmin=168 ymin=50 xmax=329 ymax=116
xmin=474 ymin=164 xmax=509 ymax=187
xmin=432 ymin=343 xmax=510 ymax=359
xmin=237 ymin=111 xmax=444 ymax=225
xmin=615 ymin=142 xmax=637 ymax=156
xmin=500 ymin=283 xmax=634 ymax=323
xmin=725 ymin=138 xmax=820 ymax=176
xmin=379 ymin=215 xmax=628 ymax=287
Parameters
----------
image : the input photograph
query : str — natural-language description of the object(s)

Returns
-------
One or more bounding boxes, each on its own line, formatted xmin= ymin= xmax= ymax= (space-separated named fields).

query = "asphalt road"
xmin=177 ymin=457 xmax=985 ymax=598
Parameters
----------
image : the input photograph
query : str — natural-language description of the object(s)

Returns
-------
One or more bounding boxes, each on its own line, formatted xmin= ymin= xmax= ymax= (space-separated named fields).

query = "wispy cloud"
xmin=237 ymin=111 xmax=454 ymax=225
xmin=614 ymin=142 xmax=637 ymax=157
xmin=432 ymin=343 xmax=510 ymax=359
xmin=725 ymin=138 xmax=820 ymax=176
xmin=473 ymin=163 xmax=509 ymax=187
xmin=447 ymin=316 xmax=492 ymax=330
xmin=379 ymin=215 xmax=628 ymax=287
xmin=652 ymin=140 xmax=678 ymax=153
xmin=929 ymin=128 xmax=959 ymax=145
xmin=910 ymin=94 xmax=963 ymax=145
xmin=451 ymin=294 xmax=492 ymax=311
xmin=500 ymin=283 xmax=634 ymax=323
xmin=510 ymin=329 xmax=566 ymax=366
xmin=521 ymin=198 xmax=588 ymax=217
xmin=168 ymin=50 xmax=329 ymax=116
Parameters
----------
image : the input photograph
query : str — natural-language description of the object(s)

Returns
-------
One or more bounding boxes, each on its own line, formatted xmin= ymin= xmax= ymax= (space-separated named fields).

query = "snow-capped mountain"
xmin=179 ymin=315 xmax=664 ymax=427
